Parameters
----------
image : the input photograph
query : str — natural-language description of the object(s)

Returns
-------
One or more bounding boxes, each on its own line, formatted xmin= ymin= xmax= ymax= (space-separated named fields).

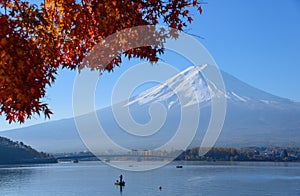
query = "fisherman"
xmin=119 ymin=174 xmax=123 ymax=183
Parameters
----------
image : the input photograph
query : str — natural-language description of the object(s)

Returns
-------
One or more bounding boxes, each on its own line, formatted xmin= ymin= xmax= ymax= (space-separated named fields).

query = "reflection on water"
xmin=0 ymin=167 xmax=34 ymax=189
xmin=0 ymin=162 xmax=299 ymax=196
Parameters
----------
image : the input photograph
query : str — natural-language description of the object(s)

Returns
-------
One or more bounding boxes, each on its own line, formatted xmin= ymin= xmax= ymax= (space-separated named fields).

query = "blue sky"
xmin=1 ymin=0 xmax=300 ymax=131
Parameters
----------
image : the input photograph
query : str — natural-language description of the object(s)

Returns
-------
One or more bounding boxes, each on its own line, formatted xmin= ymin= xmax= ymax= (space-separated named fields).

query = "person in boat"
xmin=115 ymin=175 xmax=125 ymax=186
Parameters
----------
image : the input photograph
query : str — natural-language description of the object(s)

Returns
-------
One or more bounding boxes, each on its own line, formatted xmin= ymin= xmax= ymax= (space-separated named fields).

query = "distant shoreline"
xmin=1 ymin=144 xmax=300 ymax=166
xmin=175 ymin=146 xmax=300 ymax=162
xmin=47 ymin=146 xmax=300 ymax=164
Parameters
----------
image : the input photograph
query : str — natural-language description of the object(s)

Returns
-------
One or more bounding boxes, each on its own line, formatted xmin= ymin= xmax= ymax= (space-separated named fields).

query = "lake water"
xmin=0 ymin=161 xmax=299 ymax=196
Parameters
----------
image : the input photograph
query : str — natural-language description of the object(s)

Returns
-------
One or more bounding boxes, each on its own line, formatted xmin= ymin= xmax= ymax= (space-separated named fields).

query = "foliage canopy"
xmin=0 ymin=0 xmax=203 ymax=123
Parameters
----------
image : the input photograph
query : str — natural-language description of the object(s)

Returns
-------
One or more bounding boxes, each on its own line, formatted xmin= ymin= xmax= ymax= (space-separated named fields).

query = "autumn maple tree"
xmin=0 ymin=0 xmax=203 ymax=123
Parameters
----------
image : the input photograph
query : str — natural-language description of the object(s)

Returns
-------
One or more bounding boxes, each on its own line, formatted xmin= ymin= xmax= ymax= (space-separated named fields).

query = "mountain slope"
xmin=0 ymin=136 xmax=56 ymax=164
xmin=1 ymin=66 xmax=300 ymax=152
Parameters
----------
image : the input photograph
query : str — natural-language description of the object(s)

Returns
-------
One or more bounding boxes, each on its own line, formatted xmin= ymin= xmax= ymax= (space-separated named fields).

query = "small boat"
xmin=114 ymin=181 xmax=125 ymax=186
xmin=176 ymin=165 xmax=183 ymax=168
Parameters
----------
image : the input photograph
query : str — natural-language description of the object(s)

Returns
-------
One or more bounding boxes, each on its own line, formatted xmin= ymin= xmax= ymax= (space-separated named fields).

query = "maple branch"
xmin=0 ymin=0 xmax=204 ymax=123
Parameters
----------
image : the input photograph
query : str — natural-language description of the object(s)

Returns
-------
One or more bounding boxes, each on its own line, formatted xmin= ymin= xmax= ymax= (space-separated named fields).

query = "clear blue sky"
xmin=1 ymin=0 xmax=300 ymax=131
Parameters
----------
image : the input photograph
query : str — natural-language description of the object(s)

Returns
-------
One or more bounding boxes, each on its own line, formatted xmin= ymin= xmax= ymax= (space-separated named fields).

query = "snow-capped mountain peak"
xmin=126 ymin=65 xmax=294 ymax=109
xmin=126 ymin=64 xmax=214 ymax=108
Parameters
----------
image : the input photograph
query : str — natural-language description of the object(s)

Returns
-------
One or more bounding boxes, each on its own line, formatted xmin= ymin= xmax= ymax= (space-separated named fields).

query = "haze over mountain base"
xmin=1 ymin=66 xmax=299 ymax=152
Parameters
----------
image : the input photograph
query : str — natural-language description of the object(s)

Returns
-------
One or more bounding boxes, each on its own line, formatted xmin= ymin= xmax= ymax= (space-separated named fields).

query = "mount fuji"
xmin=1 ymin=65 xmax=300 ymax=152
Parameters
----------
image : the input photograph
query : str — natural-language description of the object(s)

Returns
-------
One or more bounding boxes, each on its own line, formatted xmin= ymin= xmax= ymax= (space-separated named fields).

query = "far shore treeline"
xmin=175 ymin=146 xmax=300 ymax=162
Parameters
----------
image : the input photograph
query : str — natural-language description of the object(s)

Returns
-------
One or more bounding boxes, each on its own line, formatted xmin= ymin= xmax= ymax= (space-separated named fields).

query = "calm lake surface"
xmin=0 ymin=161 xmax=299 ymax=196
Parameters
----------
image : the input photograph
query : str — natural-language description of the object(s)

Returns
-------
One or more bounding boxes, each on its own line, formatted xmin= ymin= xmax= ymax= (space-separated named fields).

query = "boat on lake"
xmin=114 ymin=181 xmax=125 ymax=186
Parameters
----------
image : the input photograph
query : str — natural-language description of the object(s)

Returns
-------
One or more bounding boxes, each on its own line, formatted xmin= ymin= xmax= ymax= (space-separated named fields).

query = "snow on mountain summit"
xmin=126 ymin=64 xmax=219 ymax=108
xmin=126 ymin=65 xmax=294 ymax=109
